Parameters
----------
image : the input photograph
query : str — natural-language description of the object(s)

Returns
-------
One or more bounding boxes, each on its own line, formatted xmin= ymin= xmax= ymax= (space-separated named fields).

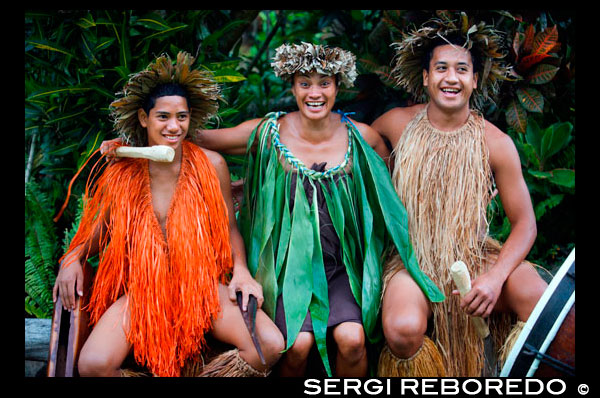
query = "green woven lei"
xmin=238 ymin=111 xmax=444 ymax=376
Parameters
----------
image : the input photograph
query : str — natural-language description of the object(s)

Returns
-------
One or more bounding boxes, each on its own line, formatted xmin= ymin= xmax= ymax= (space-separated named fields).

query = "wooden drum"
xmin=500 ymin=248 xmax=575 ymax=377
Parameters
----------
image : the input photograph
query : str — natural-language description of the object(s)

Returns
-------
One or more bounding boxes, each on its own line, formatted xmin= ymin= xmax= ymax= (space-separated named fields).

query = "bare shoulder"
xmin=199 ymin=146 xmax=228 ymax=173
xmin=483 ymin=118 xmax=520 ymax=168
xmin=349 ymin=118 xmax=377 ymax=140
xmin=372 ymin=104 xmax=426 ymax=144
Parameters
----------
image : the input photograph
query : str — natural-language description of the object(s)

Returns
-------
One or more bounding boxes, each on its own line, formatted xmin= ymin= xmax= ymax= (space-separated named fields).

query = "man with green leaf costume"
xmin=196 ymin=42 xmax=444 ymax=376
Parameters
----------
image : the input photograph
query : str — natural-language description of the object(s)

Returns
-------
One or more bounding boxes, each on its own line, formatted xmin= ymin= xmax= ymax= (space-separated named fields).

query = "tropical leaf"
xmin=532 ymin=25 xmax=559 ymax=55
xmin=528 ymin=64 xmax=559 ymax=85
xmin=518 ymin=53 xmax=551 ymax=71
xmin=533 ymin=193 xmax=564 ymax=219
xmin=540 ymin=122 xmax=573 ymax=161
xmin=77 ymin=13 xmax=96 ymax=29
xmin=517 ymin=87 xmax=544 ymax=113
xmin=547 ymin=168 xmax=575 ymax=188
xmin=212 ymin=69 xmax=246 ymax=83
xmin=529 ymin=169 xmax=575 ymax=189
xmin=522 ymin=24 xmax=536 ymax=54
xmin=525 ymin=118 xmax=543 ymax=156
xmin=512 ymin=31 xmax=525 ymax=61
xmin=26 ymin=38 xmax=77 ymax=58
xmin=505 ymin=99 xmax=528 ymax=133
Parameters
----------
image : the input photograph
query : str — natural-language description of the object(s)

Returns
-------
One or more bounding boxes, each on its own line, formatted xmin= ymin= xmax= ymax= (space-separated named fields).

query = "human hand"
xmin=100 ymin=137 xmax=124 ymax=162
xmin=52 ymin=254 xmax=84 ymax=311
xmin=228 ymin=269 xmax=264 ymax=311
xmin=452 ymin=269 xmax=503 ymax=318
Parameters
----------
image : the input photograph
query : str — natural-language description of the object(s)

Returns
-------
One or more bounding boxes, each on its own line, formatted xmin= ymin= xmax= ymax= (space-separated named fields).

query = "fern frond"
xmin=25 ymin=179 xmax=58 ymax=318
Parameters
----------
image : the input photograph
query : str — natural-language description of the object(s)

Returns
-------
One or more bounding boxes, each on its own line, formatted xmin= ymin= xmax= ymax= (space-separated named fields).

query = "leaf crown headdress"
xmin=390 ymin=12 xmax=512 ymax=110
xmin=271 ymin=42 xmax=358 ymax=88
xmin=110 ymin=51 xmax=222 ymax=146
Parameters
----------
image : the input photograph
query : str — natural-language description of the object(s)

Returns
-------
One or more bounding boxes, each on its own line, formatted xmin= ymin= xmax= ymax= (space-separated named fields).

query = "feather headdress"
xmin=271 ymin=42 xmax=358 ymax=88
xmin=110 ymin=51 xmax=222 ymax=146
xmin=390 ymin=12 xmax=512 ymax=110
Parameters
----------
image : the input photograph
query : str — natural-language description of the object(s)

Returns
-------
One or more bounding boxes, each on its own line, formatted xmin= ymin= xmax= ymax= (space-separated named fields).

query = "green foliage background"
xmin=25 ymin=10 xmax=575 ymax=319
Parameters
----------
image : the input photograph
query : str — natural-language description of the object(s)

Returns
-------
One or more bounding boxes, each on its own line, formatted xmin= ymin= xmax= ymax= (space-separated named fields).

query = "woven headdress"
xmin=390 ymin=13 xmax=512 ymax=110
xmin=271 ymin=42 xmax=358 ymax=88
xmin=110 ymin=51 xmax=222 ymax=146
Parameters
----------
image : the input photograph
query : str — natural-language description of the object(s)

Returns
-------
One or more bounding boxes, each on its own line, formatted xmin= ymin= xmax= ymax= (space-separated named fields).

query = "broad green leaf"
xmin=529 ymin=168 xmax=575 ymax=188
xmin=528 ymin=169 xmax=552 ymax=179
xmin=548 ymin=168 xmax=575 ymax=188
xmin=282 ymin=175 xmax=314 ymax=351
xmin=525 ymin=118 xmax=543 ymax=156
xmin=515 ymin=141 xmax=541 ymax=170
xmin=540 ymin=122 xmax=573 ymax=162
xmin=307 ymin=183 xmax=332 ymax=376
xmin=517 ymin=87 xmax=544 ymax=113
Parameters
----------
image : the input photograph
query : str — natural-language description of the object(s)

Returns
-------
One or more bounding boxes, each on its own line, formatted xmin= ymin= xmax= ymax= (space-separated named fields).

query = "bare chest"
xmin=148 ymin=169 xmax=179 ymax=236
xmin=278 ymin=128 xmax=350 ymax=170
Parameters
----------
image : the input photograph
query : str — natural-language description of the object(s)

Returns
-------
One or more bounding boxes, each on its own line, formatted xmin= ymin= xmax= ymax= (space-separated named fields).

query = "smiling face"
xmin=138 ymin=95 xmax=190 ymax=149
xmin=423 ymin=44 xmax=478 ymax=113
xmin=291 ymin=71 xmax=338 ymax=120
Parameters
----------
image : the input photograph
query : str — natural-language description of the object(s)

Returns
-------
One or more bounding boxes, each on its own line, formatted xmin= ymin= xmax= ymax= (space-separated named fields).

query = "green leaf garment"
xmin=238 ymin=111 xmax=445 ymax=375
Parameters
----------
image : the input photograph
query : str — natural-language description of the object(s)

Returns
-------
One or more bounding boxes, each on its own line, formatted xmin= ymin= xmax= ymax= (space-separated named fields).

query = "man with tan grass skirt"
xmin=372 ymin=13 xmax=548 ymax=377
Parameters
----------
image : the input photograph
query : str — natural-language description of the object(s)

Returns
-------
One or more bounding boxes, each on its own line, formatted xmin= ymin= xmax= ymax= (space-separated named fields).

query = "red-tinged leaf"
xmin=519 ymin=53 xmax=551 ymax=71
xmin=528 ymin=64 xmax=559 ymax=85
xmin=505 ymin=99 xmax=528 ymax=133
xmin=532 ymin=25 xmax=559 ymax=55
xmin=517 ymin=87 xmax=544 ymax=113
xmin=512 ymin=31 xmax=525 ymax=61
xmin=522 ymin=25 xmax=535 ymax=54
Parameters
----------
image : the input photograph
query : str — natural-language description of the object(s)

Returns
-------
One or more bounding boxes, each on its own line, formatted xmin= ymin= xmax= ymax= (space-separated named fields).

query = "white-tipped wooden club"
xmin=114 ymin=145 xmax=175 ymax=162
xmin=450 ymin=260 xmax=490 ymax=339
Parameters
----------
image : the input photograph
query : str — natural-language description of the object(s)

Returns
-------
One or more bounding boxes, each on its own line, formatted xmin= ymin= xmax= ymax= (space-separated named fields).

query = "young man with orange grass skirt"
xmin=52 ymin=52 xmax=284 ymax=377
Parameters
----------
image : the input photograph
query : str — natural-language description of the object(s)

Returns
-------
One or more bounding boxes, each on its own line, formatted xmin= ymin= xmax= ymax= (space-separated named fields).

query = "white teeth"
xmin=442 ymin=88 xmax=459 ymax=93
xmin=307 ymin=102 xmax=325 ymax=106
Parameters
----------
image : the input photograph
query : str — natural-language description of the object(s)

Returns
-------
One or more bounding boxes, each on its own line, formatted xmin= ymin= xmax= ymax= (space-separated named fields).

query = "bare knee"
xmin=287 ymin=332 xmax=314 ymax=362
xmin=259 ymin=325 xmax=285 ymax=365
xmin=503 ymin=262 xmax=548 ymax=321
xmin=78 ymin=347 xmax=121 ymax=377
xmin=333 ymin=323 xmax=366 ymax=359
xmin=382 ymin=314 xmax=427 ymax=358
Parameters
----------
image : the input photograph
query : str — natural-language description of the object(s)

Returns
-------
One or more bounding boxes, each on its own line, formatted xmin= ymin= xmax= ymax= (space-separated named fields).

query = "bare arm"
xmin=371 ymin=105 xmax=425 ymax=172
xmin=351 ymin=119 xmax=391 ymax=167
xmin=100 ymin=118 xmax=264 ymax=158
xmin=194 ymin=118 xmax=263 ymax=155
xmin=487 ymin=130 xmax=537 ymax=279
xmin=53 ymin=211 xmax=108 ymax=310
xmin=460 ymin=126 xmax=537 ymax=318
xmin=203 ymin=148 xmax=262 ymax=311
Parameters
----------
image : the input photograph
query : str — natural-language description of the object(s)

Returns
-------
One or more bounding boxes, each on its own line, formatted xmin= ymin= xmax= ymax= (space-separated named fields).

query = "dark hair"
xmin=421 ymin=33 xmax=481 ymax=75
xmin=142 ymin=83 xmax=190 ymax=115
